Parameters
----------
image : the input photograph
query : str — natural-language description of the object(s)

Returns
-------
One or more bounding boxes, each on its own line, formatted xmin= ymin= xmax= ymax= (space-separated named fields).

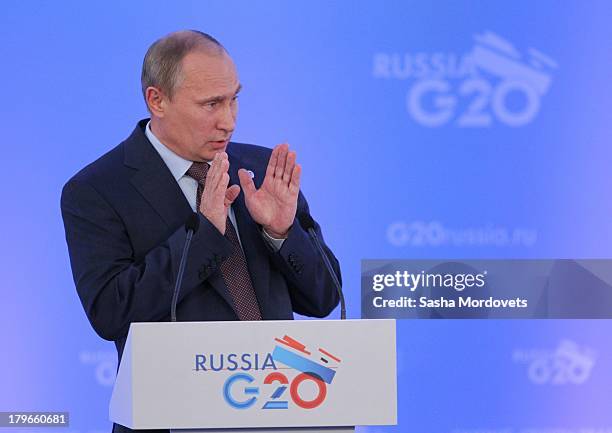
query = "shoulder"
xmin=61 ymin=125 xmax=142 ymax=208
xmin=60 ymin=142 xmax=129 ymax=211
xmin=67 ymin=143 xmax=126 ymax=186
xmin=227 ymin=141 xmax=272 ymax=165
xmin=62 ymin=120 xmax=149 ymax=198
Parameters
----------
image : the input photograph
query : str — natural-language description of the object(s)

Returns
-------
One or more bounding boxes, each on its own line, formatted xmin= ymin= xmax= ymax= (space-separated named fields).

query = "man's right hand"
xmin=199 ymin=152 xmax=240 ymax=234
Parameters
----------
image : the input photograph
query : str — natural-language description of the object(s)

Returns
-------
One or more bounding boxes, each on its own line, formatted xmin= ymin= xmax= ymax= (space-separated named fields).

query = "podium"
xmin=110 ymin=319 xmax=396 ymax=432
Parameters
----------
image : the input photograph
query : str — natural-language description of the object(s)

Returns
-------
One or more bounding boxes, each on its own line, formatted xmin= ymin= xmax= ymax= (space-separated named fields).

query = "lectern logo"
xmin=211 ymin=335 xmax=341 ymax=410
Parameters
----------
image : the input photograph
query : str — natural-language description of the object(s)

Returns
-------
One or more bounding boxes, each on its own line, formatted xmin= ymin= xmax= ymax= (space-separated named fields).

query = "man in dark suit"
xmin=60 ymin=30 xmax=340 ymax=433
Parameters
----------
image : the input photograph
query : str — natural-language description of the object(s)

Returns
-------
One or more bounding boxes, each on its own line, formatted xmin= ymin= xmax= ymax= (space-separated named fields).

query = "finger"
xmin=265 ymin=145 xmax=280 ymax=181
xmin=288 ymin=163 xmax=301 ymax=195
xmin=283 ymin=151 xmax=296 ymax=186
xmin=216 ymin=173 xmax=230 ymax=205
xmin=220 ymin=172 xmax=230 ymax=190
xmin=205 ymin=153 xmax=222 ymax=190
xmin=217 ymin=158 xmax=230 ymax=190
xmin=275 ymin=144 xmax=289 ymax=180
xmin=224 ymin=184 xmax=241 ymax=207
xmin=210 ymin=153 xmax=229 ymax=191
xmin=238 ymin=168 xmax=257 ymax=198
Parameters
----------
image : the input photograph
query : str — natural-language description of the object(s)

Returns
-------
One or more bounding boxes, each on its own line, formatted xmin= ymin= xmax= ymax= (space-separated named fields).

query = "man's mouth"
xmin=209 ymin=139 xmax=228 ymax=149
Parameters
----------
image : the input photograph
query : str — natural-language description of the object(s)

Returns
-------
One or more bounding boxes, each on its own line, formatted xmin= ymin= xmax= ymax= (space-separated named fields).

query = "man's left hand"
xmin=238 ymin=143 xmax=301 ymax=239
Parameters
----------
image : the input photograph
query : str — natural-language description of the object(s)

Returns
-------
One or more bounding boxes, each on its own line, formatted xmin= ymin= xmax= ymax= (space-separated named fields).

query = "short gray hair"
xmin=141 ymin=30 xmax=226 ymax=103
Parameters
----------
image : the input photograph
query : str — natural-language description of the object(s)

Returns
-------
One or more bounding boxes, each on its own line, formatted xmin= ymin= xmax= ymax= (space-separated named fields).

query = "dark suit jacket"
xmin=60 ymin=120 xmax=341 ymax=433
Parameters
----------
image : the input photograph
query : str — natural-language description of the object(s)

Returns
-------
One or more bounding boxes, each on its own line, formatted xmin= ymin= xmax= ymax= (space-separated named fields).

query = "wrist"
xmin=263 ymin=226 xmax=289 ymax=240
xmin=201 ymin=211 xmax=226 ymax=235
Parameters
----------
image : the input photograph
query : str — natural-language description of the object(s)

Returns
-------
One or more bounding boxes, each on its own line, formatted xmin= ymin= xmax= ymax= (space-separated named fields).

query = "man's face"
xmin=152 ymin=50 xmax=240 ymax=162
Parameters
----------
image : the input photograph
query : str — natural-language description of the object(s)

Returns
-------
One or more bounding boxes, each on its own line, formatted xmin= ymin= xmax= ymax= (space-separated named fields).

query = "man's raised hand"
xmin=238 ymin=143 xmax=301 ymax=239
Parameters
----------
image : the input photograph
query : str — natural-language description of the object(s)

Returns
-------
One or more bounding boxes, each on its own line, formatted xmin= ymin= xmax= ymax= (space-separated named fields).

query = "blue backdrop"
xmin=2 ymin=1 xmax=611 ymax=432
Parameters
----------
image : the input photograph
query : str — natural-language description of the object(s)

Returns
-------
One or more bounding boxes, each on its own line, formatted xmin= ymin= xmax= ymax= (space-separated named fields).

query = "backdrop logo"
xmin=78 ymin=350 xmax=116 ymax=387
xmin=512 ymin=340 xmax=596 ymax=385
xmin=373 ymin=31 xmax=558 ymax=127
xmin=194 ymin=335 xmax=341 ymax=410
xmin=387 ymin=220 xmax=537 ymax=248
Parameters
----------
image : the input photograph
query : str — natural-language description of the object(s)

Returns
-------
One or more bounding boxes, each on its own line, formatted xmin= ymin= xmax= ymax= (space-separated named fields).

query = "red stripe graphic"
xmin=318 ymin=348 xmax=341 ymax=363
xmin=275 ymin=335 xmax=311 ymax=355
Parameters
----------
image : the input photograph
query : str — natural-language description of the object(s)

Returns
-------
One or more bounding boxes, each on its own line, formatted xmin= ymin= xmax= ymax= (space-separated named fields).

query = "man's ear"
xmin=145 ymin=86 xmax=167 ymax=117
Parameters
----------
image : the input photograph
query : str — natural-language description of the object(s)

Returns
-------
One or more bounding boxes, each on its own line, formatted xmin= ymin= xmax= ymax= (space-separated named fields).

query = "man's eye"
xmin=206 ymin=101 xmax=218 ymax=108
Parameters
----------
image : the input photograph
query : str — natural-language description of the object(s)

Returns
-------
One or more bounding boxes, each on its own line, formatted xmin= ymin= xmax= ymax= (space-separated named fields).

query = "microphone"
xmin=171 ymin=213 xmax=200 ymax=322
xmin=298 ymin=213 xmax=346 ymax=320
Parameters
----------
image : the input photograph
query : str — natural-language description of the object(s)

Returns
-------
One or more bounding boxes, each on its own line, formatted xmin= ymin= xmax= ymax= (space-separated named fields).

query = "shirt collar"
xmin=145 ymin=121 xmax=197 ymax=181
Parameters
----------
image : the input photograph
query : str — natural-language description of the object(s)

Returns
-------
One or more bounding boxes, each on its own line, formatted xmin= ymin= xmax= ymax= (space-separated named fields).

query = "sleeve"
xmin=267 ymin=191 xmax=342 ymax=317
xmin=261 ymin=227 xmax=285 ymax=251
xmin=60 ymin=179 xmax=233 ymax=341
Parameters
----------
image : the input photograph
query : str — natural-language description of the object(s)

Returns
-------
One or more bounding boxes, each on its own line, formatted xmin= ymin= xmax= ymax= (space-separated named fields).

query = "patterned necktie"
xmin=186 ymin=162 xmax=262 ymax=321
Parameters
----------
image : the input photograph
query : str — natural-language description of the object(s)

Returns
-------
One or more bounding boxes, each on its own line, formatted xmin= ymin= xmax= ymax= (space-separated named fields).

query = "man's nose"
xmin=217 ymin=104 xmax=236 ymax=133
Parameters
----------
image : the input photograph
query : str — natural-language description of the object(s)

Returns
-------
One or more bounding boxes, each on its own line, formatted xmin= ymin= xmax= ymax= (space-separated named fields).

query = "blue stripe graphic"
xmin=272 ymin=346 xmax=336 ymax=384
xmin=262 ymin=401 xmax=289 ymax=409
xmin=271 ymin=385 xmax=287 ymax=399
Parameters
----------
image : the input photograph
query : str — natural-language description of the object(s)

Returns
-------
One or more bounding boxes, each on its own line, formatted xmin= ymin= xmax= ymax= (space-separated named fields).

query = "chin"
xmin=199 ymin=148 xmax=225 ymax=162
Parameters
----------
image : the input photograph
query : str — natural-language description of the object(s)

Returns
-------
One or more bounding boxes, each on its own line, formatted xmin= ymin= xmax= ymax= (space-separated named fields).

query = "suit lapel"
xmin=228 ymin=147 xmax=271 ymax=318
xmin=124 ymin=121 xmax=192 ymax=227
xmin=129 ymin=155 xmax=193 ymax=228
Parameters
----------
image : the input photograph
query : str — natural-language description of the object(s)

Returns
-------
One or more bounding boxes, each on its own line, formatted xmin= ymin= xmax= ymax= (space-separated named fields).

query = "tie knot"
xmin=186 ymin=161 xmax=210 ymax=184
